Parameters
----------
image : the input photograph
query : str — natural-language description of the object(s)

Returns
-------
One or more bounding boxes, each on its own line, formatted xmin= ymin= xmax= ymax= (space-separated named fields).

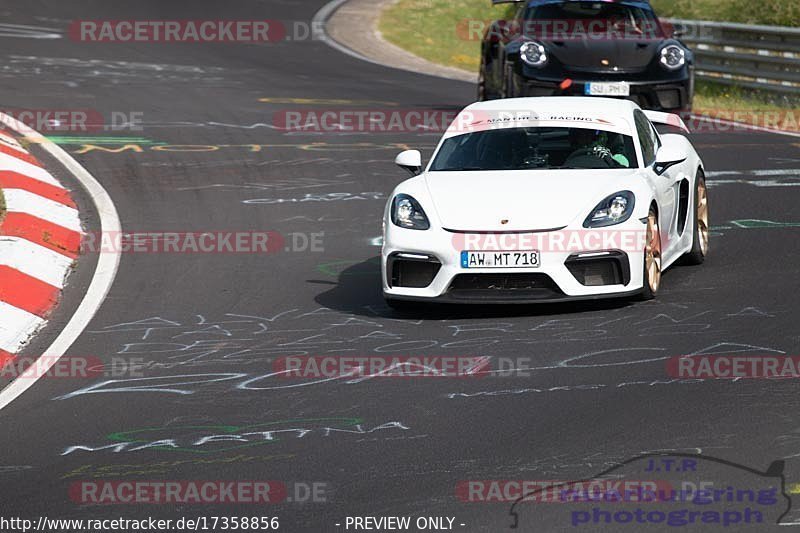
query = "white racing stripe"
xmin=3 ymin=188 xmax=81 ymax=232
xmin=0 ymin=301 xmax=45 ymax=353
xmin=0 ymin=114 xmax=121 ymax=412
xmin=0 ymin=151 xmax=62 ymax=186
xmin=707 ymin=168 xmax=800 ymax=177
xmin=0 ymin=237 xmax=73 ymax=289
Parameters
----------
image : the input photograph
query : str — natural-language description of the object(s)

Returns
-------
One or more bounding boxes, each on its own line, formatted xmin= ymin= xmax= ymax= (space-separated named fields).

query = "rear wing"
xmin=491 ymin=0 xmax=524 ymax=4
xmin=643 ymin=110 xmax=690 ymax=134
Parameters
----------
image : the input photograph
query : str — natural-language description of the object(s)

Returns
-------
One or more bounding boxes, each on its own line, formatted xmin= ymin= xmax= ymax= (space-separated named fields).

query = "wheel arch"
xmin=649 ymin=199 xmax=659 ymax=218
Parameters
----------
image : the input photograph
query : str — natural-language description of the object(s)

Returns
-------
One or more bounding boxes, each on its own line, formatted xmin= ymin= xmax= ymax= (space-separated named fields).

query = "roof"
xmin=465 ymin=96 xmax=639 ymax=114
xmin=493 ymin=0 xmax=652 ymax=6
xmin=525 ymin=0 xmax=652 ymax=7
xmin=446 ymin=97 xmax=639 ymax=138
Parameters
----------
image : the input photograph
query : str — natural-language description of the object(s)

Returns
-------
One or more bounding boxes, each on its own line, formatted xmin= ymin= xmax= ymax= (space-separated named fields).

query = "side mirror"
xmin=395 ymin=150 xmax=422 ymax=176
xmin=654 ymin=145 xmax=686 ymax=175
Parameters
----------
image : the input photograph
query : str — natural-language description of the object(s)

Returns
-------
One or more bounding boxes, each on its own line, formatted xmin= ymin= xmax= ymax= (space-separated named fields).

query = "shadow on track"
xmin=312 ymin=256 xmax=636 ymax=319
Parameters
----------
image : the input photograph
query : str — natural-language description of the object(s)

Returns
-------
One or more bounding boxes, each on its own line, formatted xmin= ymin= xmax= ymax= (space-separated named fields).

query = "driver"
xmin=569 ymin=128 xmax=630 ymax=167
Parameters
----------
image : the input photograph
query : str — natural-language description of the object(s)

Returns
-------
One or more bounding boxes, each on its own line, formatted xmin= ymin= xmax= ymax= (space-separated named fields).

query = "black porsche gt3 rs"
xmin=479 ymin=0 xmax=694 ymax=112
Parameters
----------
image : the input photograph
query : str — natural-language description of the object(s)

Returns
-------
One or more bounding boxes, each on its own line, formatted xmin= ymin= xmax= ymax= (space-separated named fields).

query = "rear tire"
xmin=639 ymin=207 xmax=662 ymax=301
xmin=683 ymin=172 xmax=709 ymax=265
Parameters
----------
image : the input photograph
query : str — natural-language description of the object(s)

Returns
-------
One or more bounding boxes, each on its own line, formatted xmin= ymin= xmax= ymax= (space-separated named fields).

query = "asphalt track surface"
xmin=0 ymin=1 xmax=799 ymax=531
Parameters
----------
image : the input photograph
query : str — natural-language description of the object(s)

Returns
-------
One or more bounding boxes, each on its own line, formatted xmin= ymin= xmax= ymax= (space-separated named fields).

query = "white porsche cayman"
xmin=381 ymin=97 xmax=708 ymax=306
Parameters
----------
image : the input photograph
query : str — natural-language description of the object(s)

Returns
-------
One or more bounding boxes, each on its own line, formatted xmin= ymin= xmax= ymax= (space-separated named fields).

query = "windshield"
xmin=524 ymin=1 xmax=662 ymax=38
xmin=429 ymin=127 xmax=638 ymax=171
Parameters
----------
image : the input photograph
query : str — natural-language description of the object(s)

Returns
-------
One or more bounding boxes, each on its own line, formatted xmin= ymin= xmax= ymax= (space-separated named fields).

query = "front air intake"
xmin=565 ymin=251 xmax=630 ymax=286
xmin=388 ymin=253 xmax=441 ymax=288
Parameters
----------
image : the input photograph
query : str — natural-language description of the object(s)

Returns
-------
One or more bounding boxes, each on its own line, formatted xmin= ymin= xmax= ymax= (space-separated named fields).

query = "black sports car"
xmin=479 ymin=0 xmax=694 ymax=111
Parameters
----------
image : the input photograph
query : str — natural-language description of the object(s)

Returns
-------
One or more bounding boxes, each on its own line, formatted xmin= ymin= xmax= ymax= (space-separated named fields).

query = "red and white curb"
xmin=0 ymin=129 xmax=82 ymax=367
xmin=0 ymin=113 xmax=120 ymax=412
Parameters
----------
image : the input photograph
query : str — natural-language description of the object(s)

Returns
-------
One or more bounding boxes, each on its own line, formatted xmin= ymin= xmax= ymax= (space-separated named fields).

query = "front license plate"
xmin=461 ymin=250 xmax=540 ymax=269
xmin=585 ymin=82 xmax=630 ymax=97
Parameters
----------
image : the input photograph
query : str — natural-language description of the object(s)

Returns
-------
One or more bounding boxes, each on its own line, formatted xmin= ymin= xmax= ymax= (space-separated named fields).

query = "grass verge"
xmin=379 ymin=0 xmax=509 ymax=73
xmin=379 ymin=0 xmax=800 ymax=130
xmin=650 ymin=0 xmax=800 ymax=26
xmin=694 ymin=81 xmax=800 ymax=132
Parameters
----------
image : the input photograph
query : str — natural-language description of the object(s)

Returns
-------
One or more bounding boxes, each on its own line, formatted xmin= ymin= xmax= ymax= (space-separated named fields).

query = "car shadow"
xmin=312 ymin=256 xmax=638 ymax=319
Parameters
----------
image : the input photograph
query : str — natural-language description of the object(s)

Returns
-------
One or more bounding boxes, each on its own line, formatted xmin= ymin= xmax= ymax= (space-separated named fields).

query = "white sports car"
xmin=381 ymin=97 xmax=708 ymax=306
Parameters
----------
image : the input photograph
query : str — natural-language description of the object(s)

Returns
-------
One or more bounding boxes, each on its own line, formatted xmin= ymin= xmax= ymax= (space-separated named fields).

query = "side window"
xmin=634 ymin=110 xmax=657 ymax=166
xmin=650 ymin=122 xmax=662 ymax=154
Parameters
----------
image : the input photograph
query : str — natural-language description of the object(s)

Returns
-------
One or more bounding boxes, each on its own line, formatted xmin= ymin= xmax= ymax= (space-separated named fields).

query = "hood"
xmin=423 ymin=170 xmax=639 ymax=232
xmin=543 ymin=38 xmax=661 ymax=71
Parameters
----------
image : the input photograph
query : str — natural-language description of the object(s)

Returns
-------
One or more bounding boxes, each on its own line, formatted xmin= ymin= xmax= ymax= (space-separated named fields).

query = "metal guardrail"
xmin=669 ymin=19 xmax=800 ymax=95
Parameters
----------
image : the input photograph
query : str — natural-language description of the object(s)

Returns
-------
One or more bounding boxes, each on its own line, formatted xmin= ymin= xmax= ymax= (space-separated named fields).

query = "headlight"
xmin=520 ymin=41 xmax=548 ymax=67
xmin=391 ymin=194 xmax=430 ymax=230
xmin=660 ymin=44 xmax=686 ymax=70
xmin=584 ymin=191 xmax=636 ymax=228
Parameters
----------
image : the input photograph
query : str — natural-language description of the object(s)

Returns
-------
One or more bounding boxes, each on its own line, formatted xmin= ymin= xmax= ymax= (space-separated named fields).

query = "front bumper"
xmin=517 ymin=77 xmax=691 ymax=111
xmin=382 ymin=219 xmax=647 ymax=304
xmin=510 ymin=65 xmax=694 ymax=111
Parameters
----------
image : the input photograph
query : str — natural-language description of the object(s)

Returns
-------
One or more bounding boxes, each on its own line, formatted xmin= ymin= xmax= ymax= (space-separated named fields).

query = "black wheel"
xmin=478 ymin=58 xmax=499 ymax=101
xmin=502 ymin=63 xmax=516 ymax=98
xmin=683 ymin=172 xmax=709 ymax=265
xmin=477 ymin=61 xmax=488 ymax=101
xmin=639 ymin=207 xmax=662 ymax=301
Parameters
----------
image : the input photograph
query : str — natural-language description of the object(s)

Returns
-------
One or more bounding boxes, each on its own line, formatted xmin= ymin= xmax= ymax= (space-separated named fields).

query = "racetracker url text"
xmin=0 ymin=516 xmax=280 ymax=532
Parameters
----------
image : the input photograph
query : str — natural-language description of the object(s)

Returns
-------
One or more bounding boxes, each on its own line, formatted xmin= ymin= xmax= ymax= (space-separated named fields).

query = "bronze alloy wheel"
xmin=696 ymin=178 xmax=709 ymax=256
xmin=645 ymin=211 xmax=662 ymax=293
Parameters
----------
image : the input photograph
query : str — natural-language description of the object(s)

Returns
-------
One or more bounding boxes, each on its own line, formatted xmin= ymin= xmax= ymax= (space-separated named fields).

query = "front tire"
xmin=502 ymin=62 xmax=516 ymax=98
xmin=639 ymin=207 xmax=663 ymax=300
xmin=478 ymin=61 xmax=489 ymax=101
xmin=683 ymin=172 xmax=709 ymax=265
xmin=478 ymin=56 xmax=501 ymax=101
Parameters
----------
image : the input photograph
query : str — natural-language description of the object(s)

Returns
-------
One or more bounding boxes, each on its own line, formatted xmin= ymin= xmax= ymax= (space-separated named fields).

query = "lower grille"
xmin=565 ymin=252 xmax=630 ymax=286
xmin=447 ymin=273 xmax=564 ymax=301
xmin=389 ymin=254 xmax=441 ymax=288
